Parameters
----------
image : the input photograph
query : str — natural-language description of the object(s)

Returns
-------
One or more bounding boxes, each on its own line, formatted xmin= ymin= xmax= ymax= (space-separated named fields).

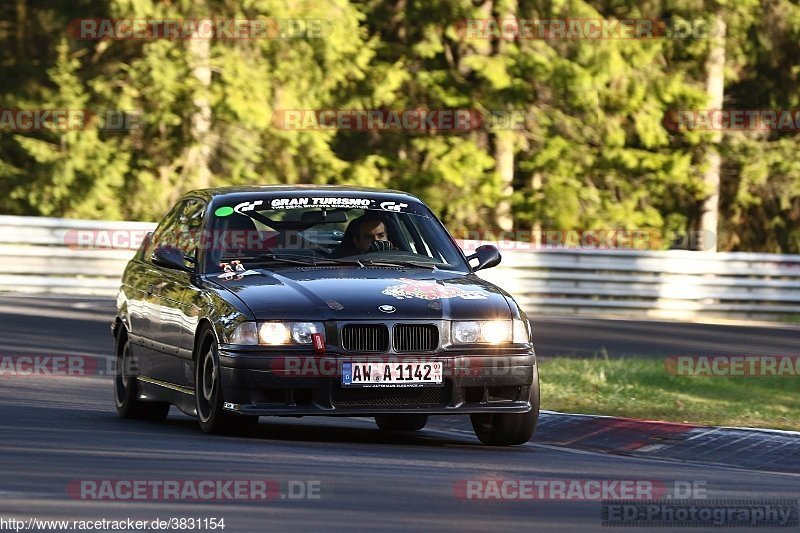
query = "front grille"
xmin=393 ymin=324 xmax=439 ymax=352
xmin=341 ymin=324 xmax=389 ymax=352
xmin=331 ymin=384 xmax=449 ymax=407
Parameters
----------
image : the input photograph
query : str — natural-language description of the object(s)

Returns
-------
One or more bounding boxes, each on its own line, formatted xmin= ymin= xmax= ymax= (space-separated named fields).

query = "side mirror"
xmin=139 ymin=232 xmax=153 ymax=253
xmin=152 ymin=245 xmax=193 ymax=272
xmin=466 ymin=244 xmax=501 ymax=271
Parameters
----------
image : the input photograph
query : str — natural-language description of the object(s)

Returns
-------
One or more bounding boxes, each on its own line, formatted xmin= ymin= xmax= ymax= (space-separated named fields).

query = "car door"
xmin=129 ymin=202 xmax=184 ymax=380
xmin=168 ymin=197 xmax=207 ymax=388
xmin=147 ymin=198 xmax=207 ymax=385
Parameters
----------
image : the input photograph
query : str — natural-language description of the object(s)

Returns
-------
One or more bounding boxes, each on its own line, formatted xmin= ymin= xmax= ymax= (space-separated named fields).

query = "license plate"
xmin=341 ymin=361 xmax=443 ymax=387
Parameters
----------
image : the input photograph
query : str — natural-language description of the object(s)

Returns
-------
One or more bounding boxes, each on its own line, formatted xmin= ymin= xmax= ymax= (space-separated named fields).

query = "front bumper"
xmin=217 ymin=349 xmax=536 ymax=416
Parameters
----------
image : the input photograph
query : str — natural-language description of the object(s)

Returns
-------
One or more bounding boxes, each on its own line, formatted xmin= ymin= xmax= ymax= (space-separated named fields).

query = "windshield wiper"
xmin=362 ymin=259 xmax=437 ymax=270
xmin=257 ymin=253 xmax=321 ymax=266
xmin=313 ymin=258 xmax=365 ymax=268
xmin=221 ymin=253 xmax=318 ymax=267
xmin=224 ymin=254 xmax=371 ymax=268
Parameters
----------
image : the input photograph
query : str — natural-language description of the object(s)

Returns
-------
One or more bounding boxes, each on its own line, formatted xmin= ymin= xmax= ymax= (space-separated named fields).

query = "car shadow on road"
xmin=153 ymin=414 xmax=480 ymax=448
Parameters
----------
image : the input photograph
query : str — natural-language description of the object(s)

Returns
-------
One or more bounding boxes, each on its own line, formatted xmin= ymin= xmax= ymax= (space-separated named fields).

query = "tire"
xmin=194 ymin=328 xmax=258 ymax=435
xmin=470 ymin=372 xmax=540 ymax=446
xmin=375 ymin=414 xmax=429 ymax=432
xmin=114 ymin=330 xmax=170 ymax=421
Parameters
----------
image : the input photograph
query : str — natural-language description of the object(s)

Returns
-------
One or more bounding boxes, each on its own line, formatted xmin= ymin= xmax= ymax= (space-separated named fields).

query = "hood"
xmin=207 ymin=267 xmax=511 ymax=321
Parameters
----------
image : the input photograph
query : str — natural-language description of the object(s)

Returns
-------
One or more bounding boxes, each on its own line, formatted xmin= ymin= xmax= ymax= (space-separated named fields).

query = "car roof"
xmin=184 ymin=185 xmax=424 ymax=205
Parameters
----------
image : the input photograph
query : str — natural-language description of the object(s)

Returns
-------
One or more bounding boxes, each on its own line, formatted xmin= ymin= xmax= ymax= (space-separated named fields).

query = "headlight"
xmin=451 ymin=320 xmax=508 ymax=344
xmin=453 ymin=321 xmax=481 ymax=343
xmin=260 ymin=322 xmax=291 ymax=345
xmin=229 ymin=321 xmax=325 ymax=345
xmin=481 ymin=320 xmax=512 ymax=343
xmin=291 ymin=322 xmax=319 ymax=344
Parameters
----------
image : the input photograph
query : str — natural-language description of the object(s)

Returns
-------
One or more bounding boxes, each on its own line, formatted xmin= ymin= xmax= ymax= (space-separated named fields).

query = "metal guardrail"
xmin=0 ymin=215 xmax=154 ymax=295
xmin=475 ymin=248 xmax=800 ymax=320
xmin=1 ymin=215 xmax=799 ymax=320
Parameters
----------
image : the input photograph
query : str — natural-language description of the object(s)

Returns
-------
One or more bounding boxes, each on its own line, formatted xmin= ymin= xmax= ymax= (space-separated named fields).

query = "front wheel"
xmin=470 ymin=372 xmax=540 ymax=446
xmin=375 ymin=414 xmax=429 ymax=432
xmin=195 ymin=329 xmax=258 ymax=435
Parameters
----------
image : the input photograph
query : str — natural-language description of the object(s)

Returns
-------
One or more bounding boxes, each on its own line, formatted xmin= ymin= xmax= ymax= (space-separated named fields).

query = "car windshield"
xmin=202 ymin=195 xmax=469 ymax=274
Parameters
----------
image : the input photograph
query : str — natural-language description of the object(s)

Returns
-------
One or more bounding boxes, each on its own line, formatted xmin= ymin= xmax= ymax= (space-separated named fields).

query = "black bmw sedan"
xmin=113 ymin=186 xmax=539 ymax=445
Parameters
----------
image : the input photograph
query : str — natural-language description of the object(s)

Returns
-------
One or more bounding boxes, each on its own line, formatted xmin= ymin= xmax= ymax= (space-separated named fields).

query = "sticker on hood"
xmin=217 ymin=260 xmax=261 ymax=281
xmin=382 ymin=278 xmax=487 ymax=300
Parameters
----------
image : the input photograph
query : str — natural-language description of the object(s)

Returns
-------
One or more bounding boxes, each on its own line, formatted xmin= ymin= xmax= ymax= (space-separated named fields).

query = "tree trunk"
xmin=531 ymin=171 xmax=542 ymax=243
xmin=15 ymin=0 xmax=26 ymax=58
xmin=184 ymin=21 xmax=213 ymax=191
xmin=699 ymin=13 xmax=726 ymax=251
xmin=491 ymin=0 xmax=516 ymax=231
xmin=494 ymin=130 xmax=515 ymax=231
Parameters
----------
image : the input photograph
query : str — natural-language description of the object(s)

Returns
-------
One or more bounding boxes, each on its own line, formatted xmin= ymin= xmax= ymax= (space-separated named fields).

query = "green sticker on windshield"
xmin=215 ymin=206 xmax=234 ymax=217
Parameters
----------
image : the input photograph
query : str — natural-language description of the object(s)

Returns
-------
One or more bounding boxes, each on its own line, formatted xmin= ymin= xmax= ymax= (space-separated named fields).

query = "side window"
xmin=173 ymin=199 xmax=206 ymax=261
xmin=144 ymin=203 xmax=183 ymax=261
xmin=145 ymin=199 xmax=206 ymax=265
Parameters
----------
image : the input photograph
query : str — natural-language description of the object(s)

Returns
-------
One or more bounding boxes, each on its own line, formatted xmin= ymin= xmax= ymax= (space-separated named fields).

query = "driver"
xmin=332 ymin=214 xmax=396 ymax=257
xmin=353 ymin=216 xmax=392 ymax=253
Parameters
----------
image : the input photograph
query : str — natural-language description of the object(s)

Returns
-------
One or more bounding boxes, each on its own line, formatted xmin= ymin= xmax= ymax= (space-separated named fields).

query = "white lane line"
xmin=681 ymin=428 xmax=721 ymax=442
xmin=631 ymin=443 xmax=668 ymax=453
xmin=717 ymin=425 xmax=800 ymax=437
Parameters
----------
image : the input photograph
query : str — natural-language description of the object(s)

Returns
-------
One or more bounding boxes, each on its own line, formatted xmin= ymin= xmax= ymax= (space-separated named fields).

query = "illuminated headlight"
xmin=259 ymin=322 xmax=291 ymax=345
xmin=230 ymin=321 xmax=324 ymax=345
xmin=452 ymin=320 xmax=516 ymax=344
xmin=480 ymin=320 xmax=512 ymax=343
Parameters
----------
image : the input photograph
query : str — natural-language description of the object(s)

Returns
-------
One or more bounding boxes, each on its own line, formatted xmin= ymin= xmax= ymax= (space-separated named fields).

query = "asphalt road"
xmin=0 ymin=295 xmax=798 ymax=531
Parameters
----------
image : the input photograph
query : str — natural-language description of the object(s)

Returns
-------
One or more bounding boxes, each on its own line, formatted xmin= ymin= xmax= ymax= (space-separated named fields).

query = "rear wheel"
xmin=114 ymin=331 xmax=170 ymax=421
xmin=374 ymin=414 xmax=429 ymax=432
xmin=195 ymin=328 xmax=258 ymax=435
xmin=470 ymin=374 xmax=540 ymax=446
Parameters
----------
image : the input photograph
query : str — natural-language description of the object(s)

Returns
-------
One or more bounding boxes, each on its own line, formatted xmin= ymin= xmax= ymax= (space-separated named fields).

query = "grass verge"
xmin=539 ymin=357 xmax=800 ymax=430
